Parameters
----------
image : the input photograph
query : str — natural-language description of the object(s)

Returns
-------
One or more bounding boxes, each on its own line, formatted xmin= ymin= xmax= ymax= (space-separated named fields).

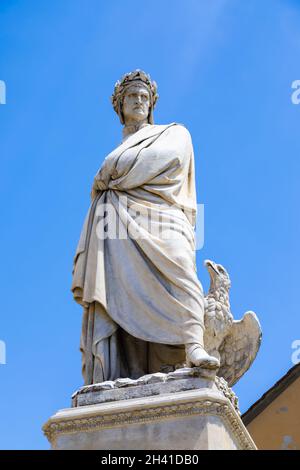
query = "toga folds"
xmin=72 ymin=122 xmax=205 ymax=384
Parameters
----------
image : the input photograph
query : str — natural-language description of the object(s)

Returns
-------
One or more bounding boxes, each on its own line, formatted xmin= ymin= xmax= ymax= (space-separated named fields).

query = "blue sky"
xmin=0 ymin=0 xmax=300 ymax=449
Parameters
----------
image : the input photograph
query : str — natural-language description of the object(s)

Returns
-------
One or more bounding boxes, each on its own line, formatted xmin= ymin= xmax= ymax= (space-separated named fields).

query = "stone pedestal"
xmin=43 ymin=368 xmax=256 ymax=450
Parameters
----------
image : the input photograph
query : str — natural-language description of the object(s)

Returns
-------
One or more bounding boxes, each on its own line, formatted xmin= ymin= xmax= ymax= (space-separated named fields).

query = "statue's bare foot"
xmin=185 ymin=344 xmax=220 ymax=369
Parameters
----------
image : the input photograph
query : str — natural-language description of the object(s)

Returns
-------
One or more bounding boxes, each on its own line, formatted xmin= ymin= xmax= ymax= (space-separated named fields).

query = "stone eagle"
xmin=203 ymin=260 xmax=262 ymax=387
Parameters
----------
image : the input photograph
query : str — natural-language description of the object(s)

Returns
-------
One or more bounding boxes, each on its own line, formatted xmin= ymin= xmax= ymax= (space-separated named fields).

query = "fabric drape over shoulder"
xmin=72 ymin=123 xmax=205 ymax=346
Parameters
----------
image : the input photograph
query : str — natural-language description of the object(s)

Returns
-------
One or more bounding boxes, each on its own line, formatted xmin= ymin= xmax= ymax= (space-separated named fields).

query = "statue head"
xmin=111 ymin=69 xmax=159 ymax=125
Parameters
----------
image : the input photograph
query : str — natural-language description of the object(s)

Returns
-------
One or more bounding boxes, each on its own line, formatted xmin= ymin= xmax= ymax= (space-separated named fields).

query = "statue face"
xmin=122 ymin=84 xmax=150 ymax=124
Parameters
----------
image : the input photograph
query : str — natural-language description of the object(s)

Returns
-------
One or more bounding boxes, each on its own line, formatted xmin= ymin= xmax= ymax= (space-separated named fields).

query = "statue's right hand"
xmin=90 ymin=174 xmax=105 ymax=200
xmin=93 ymin=176 xmax=107 ymax=191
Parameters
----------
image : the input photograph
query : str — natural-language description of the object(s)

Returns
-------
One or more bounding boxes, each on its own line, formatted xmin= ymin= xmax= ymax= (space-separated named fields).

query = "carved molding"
xmin=43 ymin=398 xmax=256 ymax=450
xmin=215 ymin=376 xmax=240 ymax=413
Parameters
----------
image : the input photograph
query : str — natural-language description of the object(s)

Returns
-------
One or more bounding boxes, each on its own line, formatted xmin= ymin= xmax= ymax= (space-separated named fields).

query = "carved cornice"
xmin=43 ymin=398 xmax=256 ymax=450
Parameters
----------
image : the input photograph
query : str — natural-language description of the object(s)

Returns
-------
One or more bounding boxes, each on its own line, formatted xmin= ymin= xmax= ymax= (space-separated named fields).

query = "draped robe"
xmin=72 ymin=122 xmax=205 ymax=384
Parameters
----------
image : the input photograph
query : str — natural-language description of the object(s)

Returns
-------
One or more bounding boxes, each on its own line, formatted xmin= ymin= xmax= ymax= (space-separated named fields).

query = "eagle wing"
xmin=218 ymin=311 xmax=262 ymax=387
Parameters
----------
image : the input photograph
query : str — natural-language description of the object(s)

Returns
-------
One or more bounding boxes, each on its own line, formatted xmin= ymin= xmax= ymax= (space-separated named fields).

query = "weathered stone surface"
xmin=43 ymin=372 xmax=255 ymax=450
xmin=71 ymin=367 xmax=217 ymax=407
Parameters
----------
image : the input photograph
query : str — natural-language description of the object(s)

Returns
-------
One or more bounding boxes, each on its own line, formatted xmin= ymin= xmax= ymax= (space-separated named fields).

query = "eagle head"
xmin=204 ymin=259 xmax=231 ymax=295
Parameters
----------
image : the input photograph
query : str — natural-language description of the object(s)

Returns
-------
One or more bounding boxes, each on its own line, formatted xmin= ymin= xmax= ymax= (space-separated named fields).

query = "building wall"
xmin=246 ymin=376 xmax=300 ymax=450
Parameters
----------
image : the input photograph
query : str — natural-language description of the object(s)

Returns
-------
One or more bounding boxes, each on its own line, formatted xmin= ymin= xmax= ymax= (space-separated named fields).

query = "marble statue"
xmin=43 ymin=70 xmax=262 ymax=451
xmin=72 ymin=70 xmax=243 ymax=386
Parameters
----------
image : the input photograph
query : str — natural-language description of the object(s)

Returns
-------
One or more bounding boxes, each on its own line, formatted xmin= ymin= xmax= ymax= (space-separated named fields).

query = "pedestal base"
xmin=43 ymin=369 xmax=256 ymax=450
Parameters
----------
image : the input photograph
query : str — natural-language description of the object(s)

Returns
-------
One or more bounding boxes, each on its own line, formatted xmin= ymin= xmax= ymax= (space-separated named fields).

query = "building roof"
xmin=242 ymin=362 xmax=300 ymax=426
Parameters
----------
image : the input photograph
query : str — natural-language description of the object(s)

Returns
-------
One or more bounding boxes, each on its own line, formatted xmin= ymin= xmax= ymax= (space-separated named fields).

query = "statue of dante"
xmin=72 ymin=70 xmax=220 ymax=385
